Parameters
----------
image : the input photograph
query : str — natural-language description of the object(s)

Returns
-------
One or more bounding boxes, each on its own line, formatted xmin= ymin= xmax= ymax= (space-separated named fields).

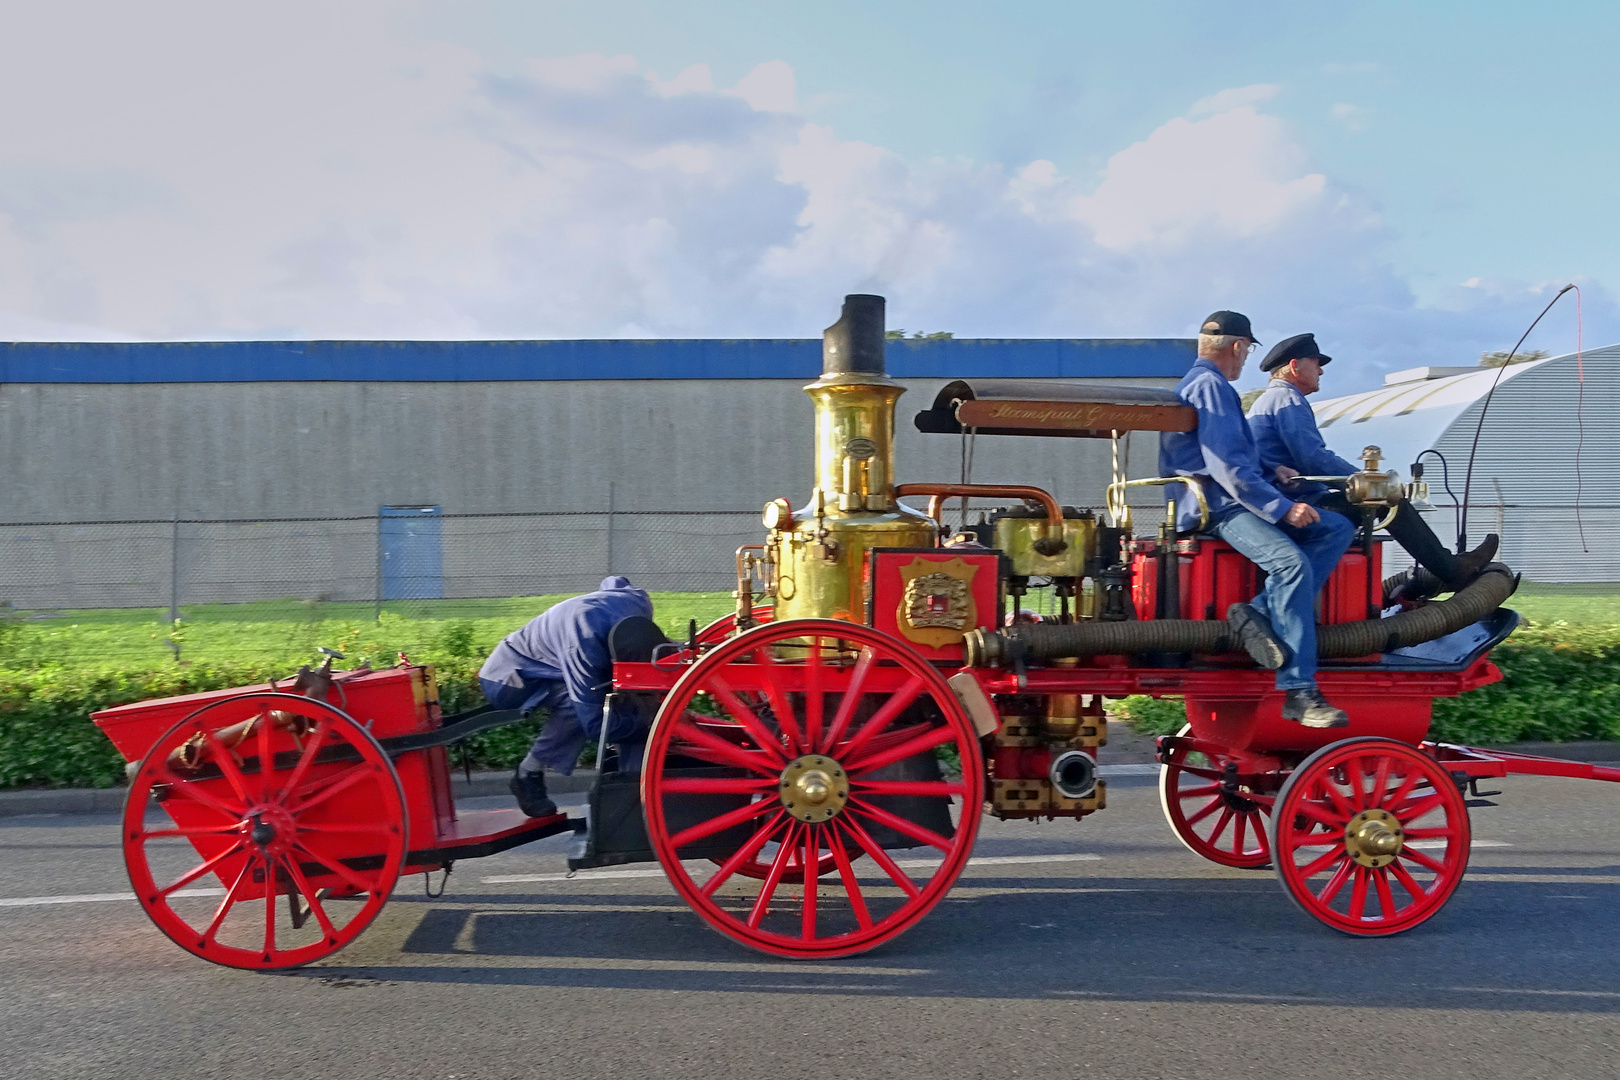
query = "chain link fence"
xmin=0 ymin=510 xmax=765 ymax=612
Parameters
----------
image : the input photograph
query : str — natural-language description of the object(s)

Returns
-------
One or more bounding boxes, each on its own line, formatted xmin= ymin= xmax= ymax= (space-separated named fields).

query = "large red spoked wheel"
xmin=1159 ymin=724 xmax=1272 ymax=869
xmin=1269 ymin=737 xmax=1470 ymax=936
xmin=123 ymin=693 xmax=408 ymax=969
xmin=643 ymin=619 xmax=984 ymax=959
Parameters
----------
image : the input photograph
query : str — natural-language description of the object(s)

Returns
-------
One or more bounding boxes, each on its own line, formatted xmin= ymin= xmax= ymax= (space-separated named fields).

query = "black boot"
xmin=510 ymin=768 xmax=558 ymax=818
xmin=1384 ymin=501 xmax=1499 ymax=589
xmin=1226 ymin=603 xmax=1288 ymax=670
xmin=1282 ymin=687 xmax=1348 ymax=728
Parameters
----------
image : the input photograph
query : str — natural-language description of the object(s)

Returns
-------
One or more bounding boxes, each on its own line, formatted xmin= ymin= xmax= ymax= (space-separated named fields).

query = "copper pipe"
xmin=895 ymin=483 xmax=1064 ymax=532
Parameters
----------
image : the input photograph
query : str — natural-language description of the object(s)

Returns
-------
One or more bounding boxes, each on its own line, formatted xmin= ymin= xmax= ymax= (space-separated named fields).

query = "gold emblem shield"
xmin=896 ymin=557 xmax=980 ymax=648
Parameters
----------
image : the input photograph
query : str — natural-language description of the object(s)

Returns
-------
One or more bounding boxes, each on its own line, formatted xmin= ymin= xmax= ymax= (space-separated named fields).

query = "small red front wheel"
xmin=1269 ymin=737 xmax=1470 ymax=936
xmin=1159 ymin=724 xmax=1272 ymax=869
xmin=643 ymin=619 xmax=983 ymax=959
xmin=693 ymin=605 xmax=775 ymax=646
xmin=122 ymin=693 xmax=408 ymax=970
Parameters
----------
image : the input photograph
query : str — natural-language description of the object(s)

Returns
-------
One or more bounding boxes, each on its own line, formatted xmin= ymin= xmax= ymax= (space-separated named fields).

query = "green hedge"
xmin=2 ymin=621 xmax=1617 ymax=789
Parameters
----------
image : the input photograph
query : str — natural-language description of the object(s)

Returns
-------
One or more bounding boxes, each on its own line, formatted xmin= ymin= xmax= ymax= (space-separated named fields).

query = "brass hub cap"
xmin=779 ymin=755 xmax=848 ymax=823
xmin=1344 ymin=808 xmax=1405 ymax=868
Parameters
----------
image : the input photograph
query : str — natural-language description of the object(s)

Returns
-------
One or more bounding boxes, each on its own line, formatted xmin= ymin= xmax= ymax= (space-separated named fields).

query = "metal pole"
xmin=375 ymin=507 xmax=384 ymax=622
xmin=606 ymin=481 xmax=616 ymax=578
xmin=168 ymin=513 xmax=180 ymax=622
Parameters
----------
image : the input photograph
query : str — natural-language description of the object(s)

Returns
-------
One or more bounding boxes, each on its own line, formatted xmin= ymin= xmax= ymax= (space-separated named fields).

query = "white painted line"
xmin=1408 ymin=839 xmax=1512 ymax=850
xmin=1098 ymin=764 xmax=1160 ymax=776
xmin=481 ymin=850 xmax=1102 ymax=885
xmin=0 ymin=887 xmax=223 ymax=909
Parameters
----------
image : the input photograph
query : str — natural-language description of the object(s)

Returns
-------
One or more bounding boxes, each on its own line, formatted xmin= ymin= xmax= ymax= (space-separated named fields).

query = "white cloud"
xmin=1188 ymin=84 xmax=1281 ymax=117
xmin=1331 ymin=103 xmax=1371 ymax=131
xmin=0 ymin=4 xmax=1609 ymax=388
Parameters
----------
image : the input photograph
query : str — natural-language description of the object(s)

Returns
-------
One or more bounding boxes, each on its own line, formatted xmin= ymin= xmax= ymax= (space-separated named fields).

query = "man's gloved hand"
xmin=1283 ymin=502 xmax=1320 ymax=527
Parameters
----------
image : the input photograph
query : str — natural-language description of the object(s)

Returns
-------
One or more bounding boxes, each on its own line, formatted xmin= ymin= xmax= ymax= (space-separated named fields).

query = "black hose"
xmin=965 ymin=564 xmax=1517 ymax=667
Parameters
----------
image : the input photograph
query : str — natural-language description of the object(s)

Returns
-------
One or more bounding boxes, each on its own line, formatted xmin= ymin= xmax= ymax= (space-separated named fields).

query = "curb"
xmin=7 ymin=743 xmax=1620 ymax=819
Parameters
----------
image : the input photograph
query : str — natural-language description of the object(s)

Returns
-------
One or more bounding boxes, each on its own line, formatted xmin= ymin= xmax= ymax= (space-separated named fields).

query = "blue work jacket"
xmin=478 ymin=576 xmax=654 ymax=721
xmin=1158 ymin=358 xmax=1292 ymax=532
xmin=1248 ymin=379 xmax=1359 ymax=501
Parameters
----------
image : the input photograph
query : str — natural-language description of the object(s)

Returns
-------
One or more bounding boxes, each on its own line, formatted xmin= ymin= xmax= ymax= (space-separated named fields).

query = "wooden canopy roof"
xmin=913 ymin=379 xmax=1195 ymax=438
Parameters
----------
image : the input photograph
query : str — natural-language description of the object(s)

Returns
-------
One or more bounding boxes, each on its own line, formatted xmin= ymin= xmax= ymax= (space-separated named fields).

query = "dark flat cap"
xmin=1260 ymin=332 xmax=1332 ymax=373
xmin=1200 ymin=310 xmax=1259 ymax=344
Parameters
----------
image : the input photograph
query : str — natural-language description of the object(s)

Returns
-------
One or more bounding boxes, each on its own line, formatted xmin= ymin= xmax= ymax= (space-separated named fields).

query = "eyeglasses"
xmin=1244 ymin=342 xmax=1257 ymax=355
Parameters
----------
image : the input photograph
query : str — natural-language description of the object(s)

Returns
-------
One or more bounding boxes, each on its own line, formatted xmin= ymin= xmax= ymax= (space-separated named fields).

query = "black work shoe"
xmin=1282 ymin=688 xmax=1349 ymax=728
xmin=1446 ymin=533 xmax=1500 ymax=589
xmin=1226 ymin=603 xmax=1288 ymax=670
xmin=510 ymin=770 xmax=558 ymax=818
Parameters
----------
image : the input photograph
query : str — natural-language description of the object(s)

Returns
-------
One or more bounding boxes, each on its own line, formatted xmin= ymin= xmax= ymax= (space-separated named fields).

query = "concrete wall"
xmin=0 ymin=377 xmax=1177 ymax=607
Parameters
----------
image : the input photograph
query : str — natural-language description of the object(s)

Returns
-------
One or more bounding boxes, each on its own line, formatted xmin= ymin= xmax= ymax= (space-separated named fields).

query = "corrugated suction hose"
xmin=964 ymin=563 xmax=1517 ymax=667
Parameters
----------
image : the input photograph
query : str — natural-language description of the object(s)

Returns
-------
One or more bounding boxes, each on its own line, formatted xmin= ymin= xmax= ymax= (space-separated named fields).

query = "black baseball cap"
xmin=1259 ymin=332 xmax=1332 ymax=373
xmin=1200 ymin=310 xmax=1259 ymax=344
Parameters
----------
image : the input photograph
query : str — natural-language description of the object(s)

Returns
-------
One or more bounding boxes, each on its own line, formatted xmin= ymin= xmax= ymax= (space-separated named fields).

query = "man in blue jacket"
xmin=1160 ymin=312 xmax=1356 ymax=728
xmin=1248 ymin=332 xmax=1497 ymax=592
xmin=478 ymin=576 xmax=655 ymax=817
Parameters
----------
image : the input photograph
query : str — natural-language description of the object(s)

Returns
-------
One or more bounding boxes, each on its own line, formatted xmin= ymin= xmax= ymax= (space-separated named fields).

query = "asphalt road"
xmin=3 ymin=772 xmax=1620 ymax=1080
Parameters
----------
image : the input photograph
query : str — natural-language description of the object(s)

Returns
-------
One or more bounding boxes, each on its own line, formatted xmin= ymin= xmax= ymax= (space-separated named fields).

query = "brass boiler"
xmin=767 ymin=295 xmax=936 ymax=622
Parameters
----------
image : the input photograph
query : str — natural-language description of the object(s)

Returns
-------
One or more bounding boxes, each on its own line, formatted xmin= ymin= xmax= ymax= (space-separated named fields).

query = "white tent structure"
xmin=1310 ymin=345 xmax=1620 ymax=582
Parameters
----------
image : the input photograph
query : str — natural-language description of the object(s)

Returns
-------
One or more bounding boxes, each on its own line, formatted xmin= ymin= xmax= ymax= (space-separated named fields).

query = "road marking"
xmin=1408 ymin=839 xmax=1512 ymax=850
xmin=481 ymin=851 xmax=1102 ymax=885
xmin=1098 ymin=764 xmax=1160 ymax=776
xmin=0 ymin=888 xmax=222 ymax=908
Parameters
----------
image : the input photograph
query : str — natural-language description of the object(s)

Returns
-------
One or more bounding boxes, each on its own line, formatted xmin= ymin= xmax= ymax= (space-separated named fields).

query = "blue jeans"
xmin=478 ymin=677 xmax=647 ymax=775
xmin=1212 ymin=509 xmax=1357 ymax=690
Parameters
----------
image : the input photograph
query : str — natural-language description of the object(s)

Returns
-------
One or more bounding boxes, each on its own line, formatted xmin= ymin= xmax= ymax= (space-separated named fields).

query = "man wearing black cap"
xmin=1160 ymin=312 xmax=1357 ymax=728
xmin=1248 ymin=333 xmax=1498 ymax=590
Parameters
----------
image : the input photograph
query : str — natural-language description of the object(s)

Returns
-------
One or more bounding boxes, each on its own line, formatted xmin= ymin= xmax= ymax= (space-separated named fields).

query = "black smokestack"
xmin=822 ymin=294 xmax=886 ymax=377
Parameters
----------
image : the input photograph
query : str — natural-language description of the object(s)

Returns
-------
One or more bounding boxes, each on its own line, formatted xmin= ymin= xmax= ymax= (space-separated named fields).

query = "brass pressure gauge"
xmin=762 ymin=498 xmax=795 ymax=531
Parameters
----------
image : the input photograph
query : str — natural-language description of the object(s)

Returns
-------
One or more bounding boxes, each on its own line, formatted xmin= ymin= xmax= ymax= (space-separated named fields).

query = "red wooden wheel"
xmin=1159 ymin=724 xmax=1272 ymax=869
xmin=122 ymin=692 xmax=408 ymax=970
xmin=694 ymin=605 xmax=775 ymax=645
xmin=1269 ymin=737 xmax=1470 ymax=936
xmin=642 ymin=619 xmax=984 ymax=959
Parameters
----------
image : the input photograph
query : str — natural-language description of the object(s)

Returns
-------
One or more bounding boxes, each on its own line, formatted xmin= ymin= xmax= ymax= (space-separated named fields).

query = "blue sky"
xmin=0 ymin=0 xmax=1611 ymax=392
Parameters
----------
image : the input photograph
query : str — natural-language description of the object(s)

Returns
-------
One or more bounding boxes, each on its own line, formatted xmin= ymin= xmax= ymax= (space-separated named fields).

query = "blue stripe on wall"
xmin=0 ymin=337 xmax=1195 ymax=383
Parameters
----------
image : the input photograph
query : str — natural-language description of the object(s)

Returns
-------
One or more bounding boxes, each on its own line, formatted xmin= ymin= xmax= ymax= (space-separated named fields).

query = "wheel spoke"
xmin=1232 ymin=811 xmax=1247 ymax=853
xmin=1373 ymin=867 xmax=1399 ymax=920
xmin=801 ymin=828 xmax=819 ymax=941
xmin=670 ymin=722 xmax=782 ymax=777
xmin=1389 ymin=859 xmax=1430 ymax=901
xmin=840 ymin=814 xmax=921 ymax=898
xmin=1400 ymin=845 xmax=1448 ymax=875
xmin=1379 ymin=767 xmax=1422 ymax=813
xmin=1207 ymin=806 xmax=1235 ymax=847
xmin=845 ymin=798 xmax=954 ymax=852
xmin=829 ymin=822 xmax=873 ymax=930
xmin=202 ymin=733 xmax=254 ymax=806
xmin=804 ymin=637 xmax=825 ymax=752
xmin=1175 ymin=782 xmax=1223 ymax=799
xmin=157 ymin=840 xmax=247 ymax=899
xmin=667 ymin=797 xmax=778 ymax=851
xmin=1401 ymin=826 xmax=1459 ymax=840
xmin=820 ymin=647 xmax=875 ymax=754
xmin=1183 ymin=795 xmax=1224 ymax=828
xmin=139 ymin=824 xmax=244 ymax=842
xmin=705 ymin=676 xmax=789 ymax=766
xmin=1250 ymin=812 xmax=1271 ymax=857
xmin=701 ymin=812 xmax=788 ymax=898
xmin=849 ymin=780 xmax=968 ymax=798
xmin=835 ymin=675 xmax=926 ymax=762
xmin=280 ymin=720 xmax=329 ymax=804
xmin=295 ymin=822 xmax=396 ymax=836
xmin=292 ymin=841 xmax=379 ymax=895
xmin=263 ymin=857 xmax=279 ymax=956
xmin=1367 ymin=756 xmax=1391 ymax=810
xmin=845 ymin=723 xmax=956 ymax=776
xmin=159 ymin=770 xmax=248 ymax=821
xmin=256 ymin=709 xmax=274 ymax=802
xmin=658 ymin=777 xmax=779 ymax=796
xmin=746 ymin=823 xmax=800 ymax=929
xmin=1291 ymin=797 xmax=1346 ymax=829
xmin=199 ymin=855 xmax=255 ymax=947
xmin=290 ymin=763 xmax=373 ymax=814
xmin=1348 ymin=866 xmax=1370 ymax=920
xmin=1318 ymin=777 xmax=1357 ymax=820
xmin=1316 ymin=857 xmax=1355 ymax=904
xmin=281 ymin=853 xmax=340 ymax=940
xmin=1289 ymin=833 xmax=1343 ymax=849
xmin=1298 ymin=845 xmax=1347 ymax=878
xmin=1393 ymin=790 xmax=1447 ymax=823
